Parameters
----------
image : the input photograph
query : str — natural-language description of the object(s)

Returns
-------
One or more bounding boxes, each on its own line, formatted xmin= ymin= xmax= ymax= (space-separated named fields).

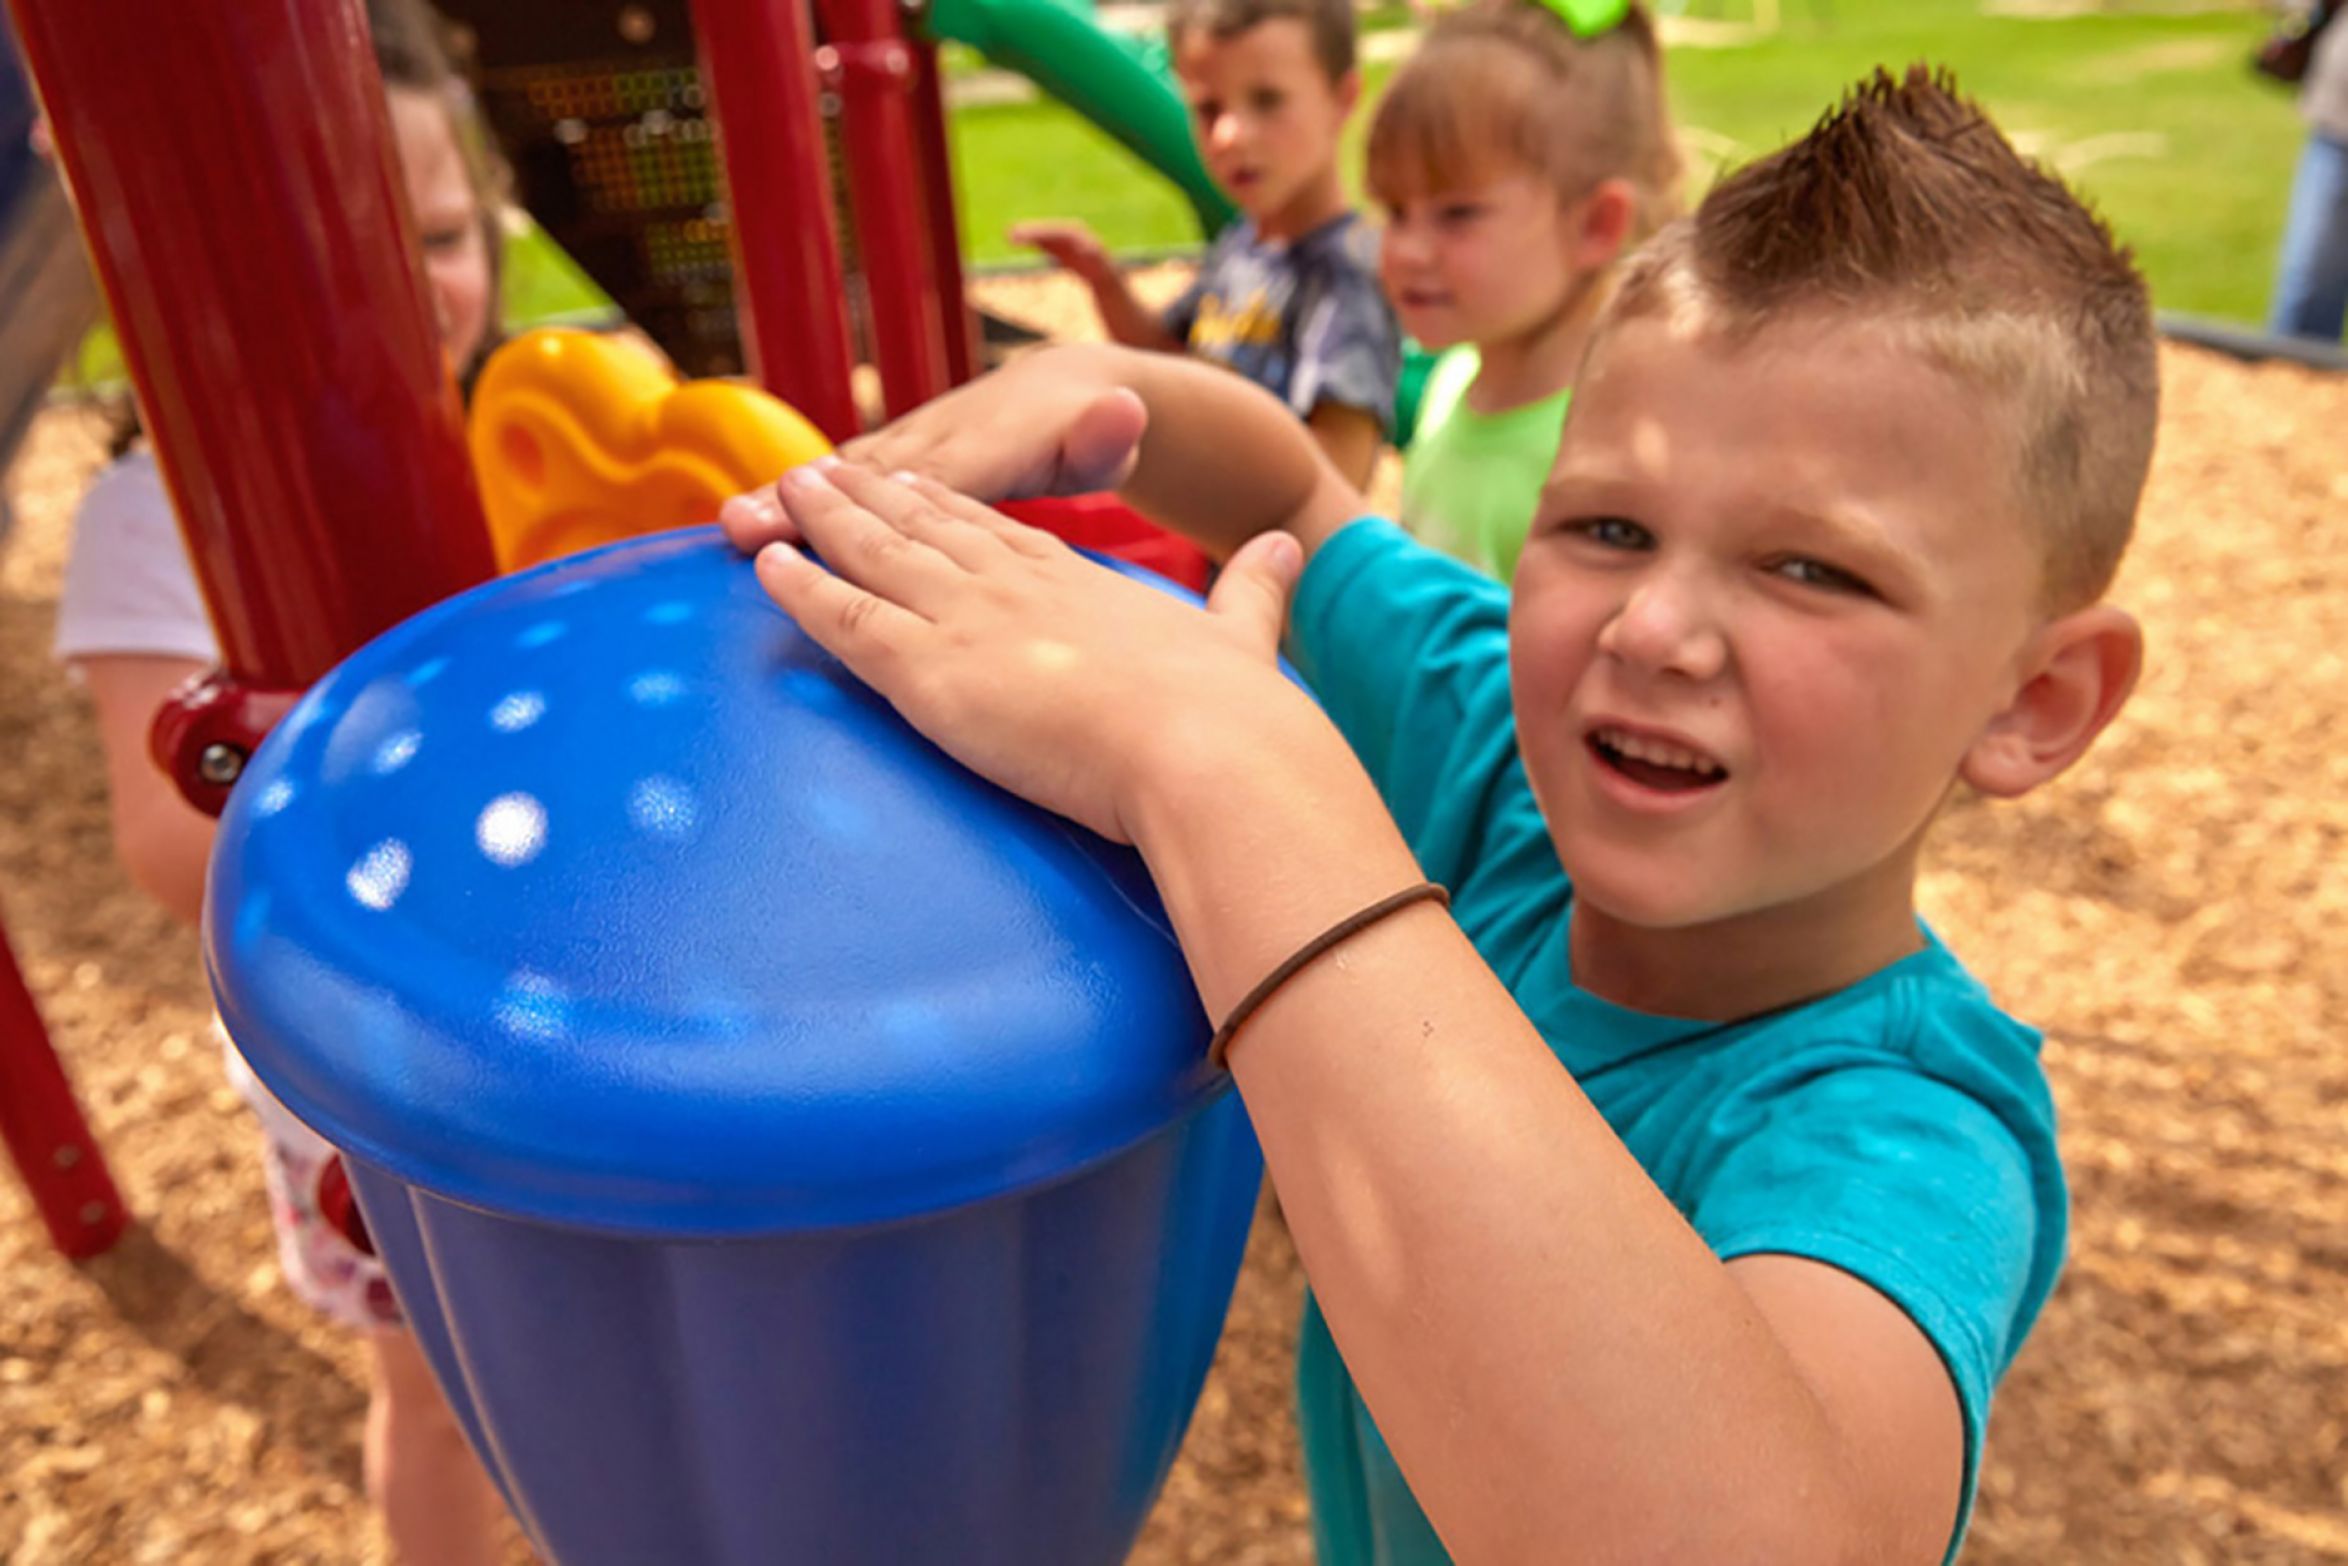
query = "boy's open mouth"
xmin=1588 ymin=726 xmax=1727 ymax=794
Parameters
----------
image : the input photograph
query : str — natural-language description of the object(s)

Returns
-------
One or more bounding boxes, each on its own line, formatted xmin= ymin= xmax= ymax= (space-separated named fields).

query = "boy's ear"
xmin=1336 ymin=67 xmax=1362 ymax=117
xmin=1571 ymin=179 xmax=1639 ymax=273
xmin=1959 ymin=605 xmax=2142 ymax=798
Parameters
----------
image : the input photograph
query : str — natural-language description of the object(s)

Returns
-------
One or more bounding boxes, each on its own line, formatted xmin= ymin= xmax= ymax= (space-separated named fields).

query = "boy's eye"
xmin=1436 ymin=202 xmax=1483 ymax=227
xmin=1567 ymin=516 xmax=1652 ymax=550
xmin=420 ymin=226 xmax=471 ymax=256
xmin=1249 ymin=87 xmax=1285 ymax=113
xmin=1191 ymin=98 xmax=1221 ymax=125
xmin=1770 ymin=556 xmax=1874 ymax=596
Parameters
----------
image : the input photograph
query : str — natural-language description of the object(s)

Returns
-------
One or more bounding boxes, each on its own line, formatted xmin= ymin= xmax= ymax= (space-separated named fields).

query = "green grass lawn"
xmin=948 ymin=0 xmax=2308 ymax=324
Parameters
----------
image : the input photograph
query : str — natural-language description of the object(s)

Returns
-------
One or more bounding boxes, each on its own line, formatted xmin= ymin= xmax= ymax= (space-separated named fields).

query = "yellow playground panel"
xmin=469 ymin=327 xmax=832 ymax=573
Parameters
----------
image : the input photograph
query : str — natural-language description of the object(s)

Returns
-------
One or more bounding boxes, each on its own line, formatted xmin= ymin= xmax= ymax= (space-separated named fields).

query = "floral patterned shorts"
xmin=222 ymin=1033 xmax=403 ymax=1330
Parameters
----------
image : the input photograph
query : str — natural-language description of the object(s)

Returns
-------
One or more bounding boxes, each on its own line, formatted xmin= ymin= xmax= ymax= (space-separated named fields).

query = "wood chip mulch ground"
xmin=2 ymin=287 xmax=2343 ymax=1562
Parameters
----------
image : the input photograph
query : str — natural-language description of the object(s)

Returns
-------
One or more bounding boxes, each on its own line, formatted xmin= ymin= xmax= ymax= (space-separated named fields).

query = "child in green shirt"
xmin=1376 ymin=0 xmax=1681 ymax=580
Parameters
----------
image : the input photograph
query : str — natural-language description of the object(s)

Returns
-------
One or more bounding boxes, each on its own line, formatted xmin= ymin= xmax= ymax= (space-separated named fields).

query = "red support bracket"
xmin=149 ymin=670 xmax=307 ymax=820
xmin=819 ymin=36 xmax=915 ymax=85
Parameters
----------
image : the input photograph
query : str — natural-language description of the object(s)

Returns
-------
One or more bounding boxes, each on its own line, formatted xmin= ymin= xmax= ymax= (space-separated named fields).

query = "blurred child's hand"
xmin=1008 ymin=219 xmax=1114 ymax=281
xmin=747 ymin=462 xmax=1311 ymax=848
xmin=720 ymin=347 xmax=1149 ymax=556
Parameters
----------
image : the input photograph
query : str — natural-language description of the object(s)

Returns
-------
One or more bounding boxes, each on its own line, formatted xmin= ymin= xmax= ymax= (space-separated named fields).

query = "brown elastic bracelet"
xmin=1207 ymin=881 xmax=1452 ymax=1073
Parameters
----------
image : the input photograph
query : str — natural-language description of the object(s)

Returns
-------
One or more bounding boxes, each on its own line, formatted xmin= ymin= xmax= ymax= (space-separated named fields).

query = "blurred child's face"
xmin=1173 ymin=20 xmax=1356 ymax=232
xmin=1507 ymin=314 xmax=2045 ymax=935
xmin=389 ymin=86 xmax=494 ymax=373
xmin=1377 ymin=169 xmax=1586 ymax=352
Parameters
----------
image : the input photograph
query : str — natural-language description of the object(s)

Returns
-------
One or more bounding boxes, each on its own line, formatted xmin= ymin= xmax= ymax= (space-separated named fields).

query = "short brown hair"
xmin=1367 ymin=0 xmax=1681 ymax=241
xmin=1601 ymin=66 xmax=2158 ymax=610
xmin=1166 ymin=0 xmax=1357 ymax=81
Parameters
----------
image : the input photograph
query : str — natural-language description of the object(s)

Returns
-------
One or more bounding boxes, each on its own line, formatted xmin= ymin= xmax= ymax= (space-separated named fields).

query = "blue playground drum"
xmin=205 ymin=527 xmax=1263 ymax=1565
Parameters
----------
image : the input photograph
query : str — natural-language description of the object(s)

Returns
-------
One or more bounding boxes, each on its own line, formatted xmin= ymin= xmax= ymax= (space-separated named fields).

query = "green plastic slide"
xmin=924 ymin=0 xmax=1237 ymax=239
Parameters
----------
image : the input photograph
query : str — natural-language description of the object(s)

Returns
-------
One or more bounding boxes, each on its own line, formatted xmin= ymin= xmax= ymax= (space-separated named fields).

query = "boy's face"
xmin=1378 ymin=170 xmax=1583 ymax=352
xmin=1507 ymin=314 xmax=2046 ymax=934
xmin=1173 ymin=20 xmax=1354 ymax=230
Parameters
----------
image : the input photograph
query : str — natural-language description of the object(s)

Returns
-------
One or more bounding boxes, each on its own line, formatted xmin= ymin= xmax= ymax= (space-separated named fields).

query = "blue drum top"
xmin=206 ymin=527 xmax=1220 ymax=1236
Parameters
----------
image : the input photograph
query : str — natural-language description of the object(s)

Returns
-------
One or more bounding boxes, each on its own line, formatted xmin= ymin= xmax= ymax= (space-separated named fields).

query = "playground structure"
xmin=3 ymin=0 xmax=1261 ymax=1560
xmin=439 ymin=0 xmax=1232 ymax=384
xmin=8 ymin=8 xmax=2347 ymax=1560
xmin=0 ymin=0 xmax=1228 ymax=1261
xmin=467 ymin=327 xmax=836 ymax=570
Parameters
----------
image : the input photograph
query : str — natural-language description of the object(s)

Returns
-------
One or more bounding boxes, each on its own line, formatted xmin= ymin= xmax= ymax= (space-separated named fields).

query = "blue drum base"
xmin=355 ymin=1092 xmax=1261 ymax=1566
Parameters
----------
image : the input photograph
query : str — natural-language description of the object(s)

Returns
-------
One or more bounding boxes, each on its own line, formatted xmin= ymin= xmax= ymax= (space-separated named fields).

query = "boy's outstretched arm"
xmin=1008 ymin=222 xmax=1183 ymax=353
xmin=743 ymin=464 xmax=1970 ymax=1566
xmin=1304 ymin=401 xmax=1384 ymax=492
xmin=722 ymin=343 xmax=1367 ymax=566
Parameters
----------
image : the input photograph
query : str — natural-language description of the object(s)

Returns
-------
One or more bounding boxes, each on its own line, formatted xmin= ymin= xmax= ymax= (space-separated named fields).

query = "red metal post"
xmin=0 ymin=916 xmax=128 ymax=1259
xmin=5 ymin=0 xmax=500 ymax=1257
xmin=820 ymin=0 xmax=954 ymax=418
xmin=906 ymin=34 xmax=979 ymax=386
xmin=8 ymin=0 xmax=496 ymax=701
xmin=689 ymin=0 xmax=863 ymax=441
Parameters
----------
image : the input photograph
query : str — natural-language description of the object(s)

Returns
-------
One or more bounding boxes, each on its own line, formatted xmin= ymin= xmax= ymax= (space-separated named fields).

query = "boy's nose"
xmin=1598 ymin=578 xmax=1729 ymax=684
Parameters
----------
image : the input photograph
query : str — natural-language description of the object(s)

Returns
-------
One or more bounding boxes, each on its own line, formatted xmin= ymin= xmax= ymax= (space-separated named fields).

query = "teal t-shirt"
xmin=1282 ymin=519 xmax=2070 ymax=1566
xmin=1397 ymin=346 xmax=1571 ymax=584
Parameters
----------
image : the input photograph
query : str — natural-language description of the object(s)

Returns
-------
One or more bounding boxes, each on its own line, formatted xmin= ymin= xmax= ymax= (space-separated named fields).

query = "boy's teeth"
xmin=1599 ymin=727 xmax=1723 ymax=778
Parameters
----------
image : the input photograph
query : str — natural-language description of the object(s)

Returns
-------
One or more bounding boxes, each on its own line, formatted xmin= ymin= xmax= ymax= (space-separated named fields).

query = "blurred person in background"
xmin=2269 ymin=2 xmax=2348 ymax=342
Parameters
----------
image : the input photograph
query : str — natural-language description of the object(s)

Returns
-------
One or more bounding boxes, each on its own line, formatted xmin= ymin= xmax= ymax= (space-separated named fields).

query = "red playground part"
xmin=686 ymin=0 xmax=860 ymax=439
xmin=12 ymin=0 xmax=496 ymax=699
xmin=1001 ymin=494 xmax=1213 ymax=594
xmin=0 ymin=916 xmax=128 ymax=1259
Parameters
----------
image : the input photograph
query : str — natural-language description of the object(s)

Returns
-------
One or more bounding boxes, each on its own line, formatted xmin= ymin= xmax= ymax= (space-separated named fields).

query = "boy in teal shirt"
xmin=726 ymin=68 xmax=2155 ymax=1565
xmin=1283 ymin=522 xmax=2066 ymax=1563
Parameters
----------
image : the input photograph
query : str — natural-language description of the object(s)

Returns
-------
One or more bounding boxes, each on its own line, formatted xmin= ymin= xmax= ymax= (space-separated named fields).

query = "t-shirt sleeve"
xmin=1286 ymin=519 xmax=1528 ymax=889
xmin=1689 ymin=1064 xmax=2057 ymax=1563
xmin=53 ymin=454 xmax=219 ymax=668
xmin=1287 ymin=261 xmax=1402 ymax=434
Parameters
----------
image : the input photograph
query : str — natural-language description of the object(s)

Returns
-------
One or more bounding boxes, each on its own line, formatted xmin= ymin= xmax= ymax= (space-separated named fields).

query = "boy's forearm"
xmin=1128 ymin=743 xmax=1927 ymax=1565
xmin=1304 ymin=403 xmax=1385 ymax=492
xmin=1052 ymin=343 xmax=1365 ymax=559
xmin=1080 ymin=266 xmax=1182 ymax=353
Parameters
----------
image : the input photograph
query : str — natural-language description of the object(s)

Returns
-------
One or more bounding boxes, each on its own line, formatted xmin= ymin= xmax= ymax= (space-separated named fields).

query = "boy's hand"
xmin=747 ymin=462 xmax=1310 ymax=848
xmin=1008 ymin=219 xmax=1113 ymax=282
xmin=720 ymin=348 xmax=1149 ymax=555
